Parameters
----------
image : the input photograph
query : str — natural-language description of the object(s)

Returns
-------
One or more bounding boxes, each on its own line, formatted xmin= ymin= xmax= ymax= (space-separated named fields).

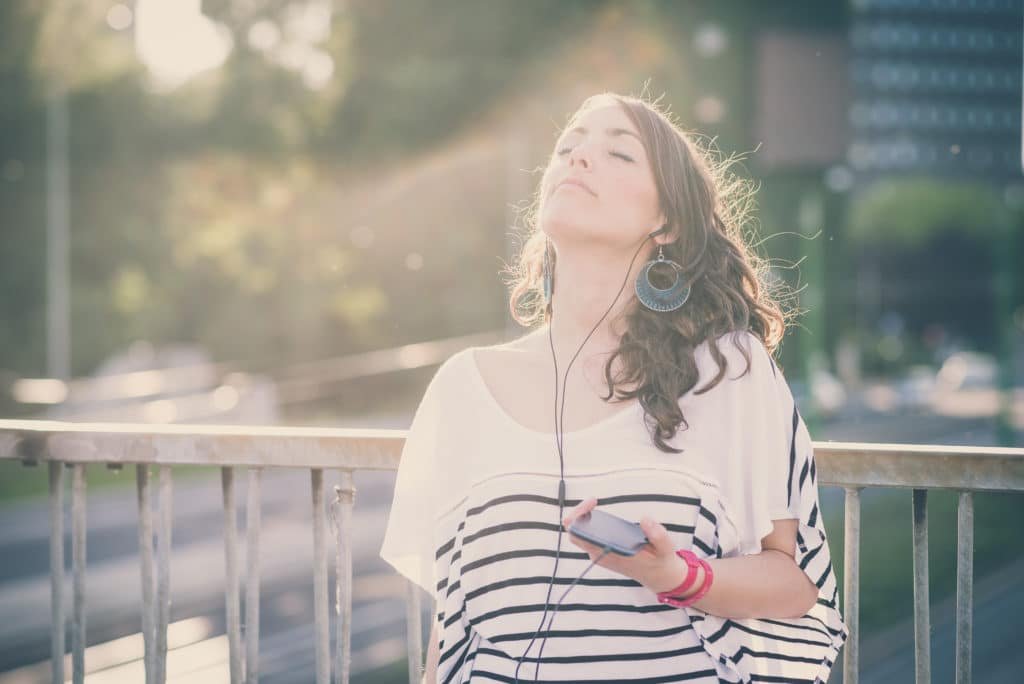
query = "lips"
xmin=556 ymin=177 xmax=596 ymax=197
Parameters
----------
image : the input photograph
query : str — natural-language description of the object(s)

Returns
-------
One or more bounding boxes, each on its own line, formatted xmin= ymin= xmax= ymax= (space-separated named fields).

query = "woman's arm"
xmin=648 ymin=519 xmax=819 ymax=619
xmin=421 ymin=622 xmax=440 ymax=684
xmin=564 ymin=499 xmax=819 ymax=621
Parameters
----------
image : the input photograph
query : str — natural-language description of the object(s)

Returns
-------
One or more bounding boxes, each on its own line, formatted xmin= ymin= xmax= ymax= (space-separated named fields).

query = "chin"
xmin=541 ymin=206 xmax=602 ymax=236
xmin=542 ymin=225 xmax=626 ymax=251
xmin=540 ymin=218 xmax=593 ymax=243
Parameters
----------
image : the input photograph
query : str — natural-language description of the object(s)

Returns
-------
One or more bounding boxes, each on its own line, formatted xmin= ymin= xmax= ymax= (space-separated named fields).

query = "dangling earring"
xmin=635 ymin=243 xmax=691 ymax=312
xmin=542 ymin=239 xmax=554 ymax=305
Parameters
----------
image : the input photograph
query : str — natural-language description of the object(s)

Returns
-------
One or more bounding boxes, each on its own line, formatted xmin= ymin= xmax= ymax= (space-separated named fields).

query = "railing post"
xmin=48 ymin=461 xmax=65 ymax=684
xmin=955 ymin=491 xmax=974 ymax=684
xmin=843 ymin=486 xmax=861 ymax=684
xmin=156 ymin=466 xmax=173 ymax=684
xmin=245 ymin=467 xmax=263 ymax=684
xmin=137 ymin=465 xmax=156 ymax=684
xmin=911 ymin=489 xmax=931 ymax=684
xmin=222 ymin=467 xmax=244 ymax=684
xmin=332 ymin=471 xmax=356 ymax=684
xmin=405 ymin=581 xmax=424 ymax=684
xmin=71 ymin=463 xmax=87 ymax=684
xmin=312 ymin=469 xmax=330 ymax=684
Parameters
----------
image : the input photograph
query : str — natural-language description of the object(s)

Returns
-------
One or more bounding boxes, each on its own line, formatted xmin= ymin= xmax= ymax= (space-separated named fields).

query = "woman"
xmin=381 ymin=91 xmax=848 ymax=683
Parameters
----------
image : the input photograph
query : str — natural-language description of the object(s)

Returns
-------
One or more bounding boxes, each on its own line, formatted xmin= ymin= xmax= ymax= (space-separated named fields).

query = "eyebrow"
xmin=564 ymin=126 xmax=642 ymax=143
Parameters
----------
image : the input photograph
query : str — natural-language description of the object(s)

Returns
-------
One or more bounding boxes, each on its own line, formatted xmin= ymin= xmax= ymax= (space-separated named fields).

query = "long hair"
xmin=503 ymin=91 xmax=795 ymax=454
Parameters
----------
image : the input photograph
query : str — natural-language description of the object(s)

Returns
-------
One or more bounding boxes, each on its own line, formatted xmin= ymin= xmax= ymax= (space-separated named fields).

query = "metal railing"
xmin=1 ymin=420 xmax=1022 ymax=684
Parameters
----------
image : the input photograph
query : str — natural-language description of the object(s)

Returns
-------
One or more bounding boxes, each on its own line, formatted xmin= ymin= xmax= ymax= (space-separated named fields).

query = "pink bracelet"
xmin=655 ymin=550 xmax=714 ymax=608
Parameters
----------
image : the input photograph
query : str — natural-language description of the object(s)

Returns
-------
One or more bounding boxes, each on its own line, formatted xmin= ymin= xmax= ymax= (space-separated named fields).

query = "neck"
xmin=543 ymin=240 xmax=653 ymax=364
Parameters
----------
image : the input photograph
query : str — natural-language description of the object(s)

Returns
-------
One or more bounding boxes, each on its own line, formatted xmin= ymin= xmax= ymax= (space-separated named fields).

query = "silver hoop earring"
xmin=634 ymin=244 xmax=691 ymax=312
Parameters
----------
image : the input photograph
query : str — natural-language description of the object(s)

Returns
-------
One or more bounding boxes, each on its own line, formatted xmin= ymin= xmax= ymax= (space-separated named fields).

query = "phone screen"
xmin=568 ymin=508 xmax=650 ymax=556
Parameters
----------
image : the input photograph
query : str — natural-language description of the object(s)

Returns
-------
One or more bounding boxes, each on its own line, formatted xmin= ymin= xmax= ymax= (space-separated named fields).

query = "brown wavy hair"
xmin=502 ymin=91 xmax=795 ymax=454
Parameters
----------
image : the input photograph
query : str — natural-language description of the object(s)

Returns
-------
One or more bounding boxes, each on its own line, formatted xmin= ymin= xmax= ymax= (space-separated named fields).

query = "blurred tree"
xmin=848 ymin=177 xmax=1014 ymax=361
xmin=1 ymin=0 xmax=855 ymax=390
xmin=1 ymin=0 xmax=610 ymax=380
xmin=848 ymin=178 xmax=1008 ymax=249
xmin=322 ymin=0 xmax=602 ymax=161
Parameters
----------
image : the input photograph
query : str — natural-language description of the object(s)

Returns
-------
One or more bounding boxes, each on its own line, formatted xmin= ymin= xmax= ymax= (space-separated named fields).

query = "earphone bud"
xmin=648 ymin=224 xmax=669 ymax=238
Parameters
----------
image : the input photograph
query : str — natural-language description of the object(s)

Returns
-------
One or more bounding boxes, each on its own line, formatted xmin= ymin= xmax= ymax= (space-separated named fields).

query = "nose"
xmin=567 ymin=141 xmax=592 ymax=169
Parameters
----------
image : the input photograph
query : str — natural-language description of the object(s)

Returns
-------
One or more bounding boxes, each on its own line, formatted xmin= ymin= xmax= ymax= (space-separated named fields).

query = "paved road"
xmin=0 ymin=405 xmax=1020 ymax=683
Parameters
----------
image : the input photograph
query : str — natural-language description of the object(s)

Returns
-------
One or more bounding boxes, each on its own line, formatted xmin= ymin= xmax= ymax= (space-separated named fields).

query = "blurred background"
xmin=0 ymin=0 xmax=1022 ymax=682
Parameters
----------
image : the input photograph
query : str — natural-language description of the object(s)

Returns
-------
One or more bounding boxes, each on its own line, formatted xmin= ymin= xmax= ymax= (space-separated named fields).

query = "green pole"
xmin=797 ymin=187 xmax=827 ymax=435
xmin=993 ymin=209 xmax=1021 ymax=447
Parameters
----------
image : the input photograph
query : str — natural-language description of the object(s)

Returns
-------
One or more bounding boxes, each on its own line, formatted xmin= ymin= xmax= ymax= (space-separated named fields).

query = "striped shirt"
xmin=381 ymin=330 xmax=849 ymax=683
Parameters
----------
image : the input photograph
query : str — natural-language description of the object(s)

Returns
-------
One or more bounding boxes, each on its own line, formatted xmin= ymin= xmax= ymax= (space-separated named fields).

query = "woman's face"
xmin=539 ymin=102 xmax=666 ymax=250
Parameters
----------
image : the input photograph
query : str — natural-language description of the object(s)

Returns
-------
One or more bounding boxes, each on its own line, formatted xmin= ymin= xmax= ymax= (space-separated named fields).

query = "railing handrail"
xmin=2 ymin=419 xmax=1023 ymax=492
xmin=3 ymin=419 xmax=1023 ymax=683
xmin=0 ymin=419 xmax=408 ymax=471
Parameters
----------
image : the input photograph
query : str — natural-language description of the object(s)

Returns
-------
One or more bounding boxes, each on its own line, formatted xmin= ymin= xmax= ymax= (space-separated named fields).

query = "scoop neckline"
xmin=465 ymin=347 xmax=642 ymax=439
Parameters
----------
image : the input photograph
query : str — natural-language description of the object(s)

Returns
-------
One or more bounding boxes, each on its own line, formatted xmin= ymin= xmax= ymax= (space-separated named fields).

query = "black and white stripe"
xmin=677 ymin=403 xmax=849 ymax=683
xmin=433 ymin=471 xmax=729 ymax=683
xmin=384 ymin=332 xmax=848 ymax=683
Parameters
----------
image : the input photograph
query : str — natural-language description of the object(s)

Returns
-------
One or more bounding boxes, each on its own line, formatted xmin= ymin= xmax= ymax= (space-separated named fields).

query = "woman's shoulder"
xmin=461 ymin=332 xmax=547 ymax=375
xmin=694 ymin=329 xmax=774 ymax=376
xmin=432 ymin=338 xmax=537 ymax=397
xmin=473 ymin=328 xmax=546 ymax=356
xmin=416 ymin=347 xmax=472 ymax=409
xmin=685 ymin=329 xmax=788 ymax=410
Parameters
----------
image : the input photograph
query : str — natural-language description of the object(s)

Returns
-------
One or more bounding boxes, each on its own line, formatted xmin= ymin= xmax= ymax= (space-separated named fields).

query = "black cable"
xmin=512 ymin=227 xmax=664 ymax=683
xmin=514 ymin=548 xmax=613 ymax=681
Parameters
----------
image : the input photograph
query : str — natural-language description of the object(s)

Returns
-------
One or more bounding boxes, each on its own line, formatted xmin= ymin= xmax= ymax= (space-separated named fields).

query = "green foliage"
xmin=1 ymin=0 xmax=598 ymax=377
xmin=0 ymin=0 xmax=909 ymax=383
xmin=848 ymin=177 xmax=1011 ymax=249
xmin=324 ymin=0 xmax=602 ymax=161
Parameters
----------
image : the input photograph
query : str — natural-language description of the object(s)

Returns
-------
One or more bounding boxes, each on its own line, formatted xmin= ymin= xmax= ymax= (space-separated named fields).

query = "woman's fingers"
xmin=562 ymin=496 xmax=598 ymax=529
xmin=565 ymin=497 xmax=598 ymax=524
xmin=639 ymin=516 xmax=673 ymax=557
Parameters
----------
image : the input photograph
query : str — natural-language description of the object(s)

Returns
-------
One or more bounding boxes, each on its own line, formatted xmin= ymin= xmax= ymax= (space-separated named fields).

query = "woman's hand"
xmin=561 ymin=497 xmax=689 ymax=595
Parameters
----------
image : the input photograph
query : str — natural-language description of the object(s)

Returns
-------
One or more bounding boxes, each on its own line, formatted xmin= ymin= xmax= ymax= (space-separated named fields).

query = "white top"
xmin=380 ymin=330 xmax=849 ymax=683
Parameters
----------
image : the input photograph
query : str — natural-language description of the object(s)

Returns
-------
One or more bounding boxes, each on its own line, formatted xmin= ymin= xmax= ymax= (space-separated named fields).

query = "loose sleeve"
xmin=379 ymin=364 xmax=445 ymax=598
xmin=717 ymin=331 xmax=804 ymax=556
xmin=686 ymin=331 xmax=849 ymax=683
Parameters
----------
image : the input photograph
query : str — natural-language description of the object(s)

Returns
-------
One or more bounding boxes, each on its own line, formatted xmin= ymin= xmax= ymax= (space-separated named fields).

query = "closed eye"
xmin=556 ymin=147 xmax=634 ymax=163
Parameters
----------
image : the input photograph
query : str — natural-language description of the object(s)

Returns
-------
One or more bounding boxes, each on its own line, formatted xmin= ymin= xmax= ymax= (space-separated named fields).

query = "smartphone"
xmin=568 ymin=508 xmax=650 ymax=556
